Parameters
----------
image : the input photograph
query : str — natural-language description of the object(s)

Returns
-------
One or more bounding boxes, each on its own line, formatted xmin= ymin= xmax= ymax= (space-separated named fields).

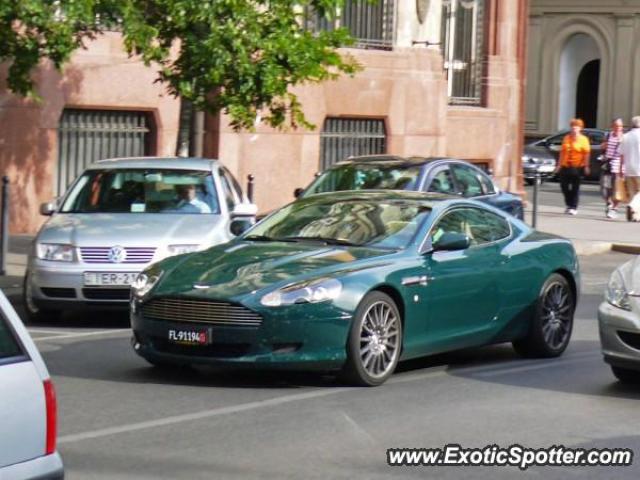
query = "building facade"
xmin=526 ymin=0 xmax=640 ymax=136
xmin=0 ymin=0 xmax=528 ymax=234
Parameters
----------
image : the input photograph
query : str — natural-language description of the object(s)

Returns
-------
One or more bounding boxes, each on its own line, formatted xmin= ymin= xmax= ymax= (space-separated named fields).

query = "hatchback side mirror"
xmin=230 ymin=218 xmax=254 ymax=236
xmin=293 ymin=187 xmax=304 ymax=198
xmin=231 ymin=203 xmax=258 ymax=218
xmin=39 ymin=202 xmax=56 ymax=216
xmin=432 ymin=232 xmax=471 ymax=252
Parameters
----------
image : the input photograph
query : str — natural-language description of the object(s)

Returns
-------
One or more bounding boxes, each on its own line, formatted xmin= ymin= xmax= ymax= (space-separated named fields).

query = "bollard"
xmin=531 ymin=172 xmax=540 ymax=229
xmin=247 ymin=174 xmax=255 ymax=203
xmin=0 ymin=176 xmax=9 ymax=276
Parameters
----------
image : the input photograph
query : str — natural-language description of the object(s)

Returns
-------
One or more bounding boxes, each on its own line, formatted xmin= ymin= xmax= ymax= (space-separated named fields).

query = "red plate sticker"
xmin=168 ymin=329 xmax=208 ymax=345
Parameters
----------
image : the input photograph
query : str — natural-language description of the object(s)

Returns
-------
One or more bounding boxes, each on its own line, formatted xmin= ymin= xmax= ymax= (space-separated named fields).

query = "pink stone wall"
xmin=0 ymin=32 xmax=181 ymax=233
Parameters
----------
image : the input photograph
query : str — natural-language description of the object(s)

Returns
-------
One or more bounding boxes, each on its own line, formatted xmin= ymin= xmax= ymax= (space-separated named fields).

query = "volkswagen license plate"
xmin=168 ymin=329 xmax=209 ymax=346
xmin=83 ymin=272 xmax=138 ymax=286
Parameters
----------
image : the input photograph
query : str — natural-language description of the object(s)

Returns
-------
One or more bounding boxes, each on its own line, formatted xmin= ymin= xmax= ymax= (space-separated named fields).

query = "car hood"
xmin=153 ymin=241 xmax=395 ymax=299
xmin=36 ymin=213 xmax=228 ymax=247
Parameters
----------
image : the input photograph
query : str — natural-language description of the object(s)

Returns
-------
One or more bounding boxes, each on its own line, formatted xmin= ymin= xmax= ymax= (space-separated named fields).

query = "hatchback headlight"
xmin=37 ymin=243 xmax=74 ymax=262
xmin=260 ymin=278 xmax=342 ymax=307
xmin=168 ymin=244 xmax=199 ymax=256
xmin=606 ymin=270 xmax=632 ymax=311
xmin=131 ymin=270 xmax=163 ymax=298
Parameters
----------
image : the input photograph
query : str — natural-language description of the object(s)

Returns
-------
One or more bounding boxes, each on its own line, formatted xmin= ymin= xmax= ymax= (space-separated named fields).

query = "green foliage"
xmin=0 ymin=0 xmax=362 ymax=130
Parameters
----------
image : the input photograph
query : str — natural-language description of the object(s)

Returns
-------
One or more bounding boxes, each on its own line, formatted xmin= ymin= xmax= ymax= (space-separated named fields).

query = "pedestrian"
xmin=554 ymin=118 xmax=591 ymax=215
xmin=620 ymin=115 xmax=640 ymax=221
xmin=600 ymin=118 xmax=624 ymax=218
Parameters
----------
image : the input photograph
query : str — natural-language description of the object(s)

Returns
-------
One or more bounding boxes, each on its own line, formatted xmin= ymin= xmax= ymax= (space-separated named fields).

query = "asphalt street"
xmin=5 ymin=249 xmax=639 ymax=480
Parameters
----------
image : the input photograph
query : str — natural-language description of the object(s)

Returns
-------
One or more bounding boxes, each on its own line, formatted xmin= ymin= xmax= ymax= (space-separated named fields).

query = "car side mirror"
xmin=432 ymin=232 xmax=471 ymax=252
xmin=231 ymin=203 xmax=258 ymax=218
xmin=230 ymin=218 xmax=254 ymax=236
xmin=293 ymin=187 xmax=304 ymax=199
xmin=39 ymin=201 xmax=56 ymax=216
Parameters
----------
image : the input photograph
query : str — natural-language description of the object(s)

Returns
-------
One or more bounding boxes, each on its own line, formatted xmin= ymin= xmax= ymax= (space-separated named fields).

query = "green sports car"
xmin=130 ymin=191 xmax=579 ymax=386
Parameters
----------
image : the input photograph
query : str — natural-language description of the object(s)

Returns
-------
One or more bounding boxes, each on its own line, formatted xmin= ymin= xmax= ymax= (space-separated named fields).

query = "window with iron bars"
xmin=304 ymin=0 xmax=395 ymax=50
xmin=320 ymin=118 xmax=386 ymax=170
xmin=440 ymin=0 xmax=486 ymax=106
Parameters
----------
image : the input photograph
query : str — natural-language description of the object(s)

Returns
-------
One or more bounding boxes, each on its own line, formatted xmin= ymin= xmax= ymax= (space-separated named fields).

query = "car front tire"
xmin=341 ymin=291 xmax=403 ymax=387
xmin=513 ymin=273 xmax=574 ymax=358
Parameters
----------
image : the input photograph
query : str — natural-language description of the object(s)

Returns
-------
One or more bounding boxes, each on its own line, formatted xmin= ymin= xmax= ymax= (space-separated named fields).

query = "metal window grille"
xmin=320 ymin=118 xmax=386 ymax=170
xmin=57 ymin=109 xmax=151 ymax=195
xmin=304 ymin=0 xmax=395 ymax=50
xmin=441 ymin=0 xmax=485 ymax=106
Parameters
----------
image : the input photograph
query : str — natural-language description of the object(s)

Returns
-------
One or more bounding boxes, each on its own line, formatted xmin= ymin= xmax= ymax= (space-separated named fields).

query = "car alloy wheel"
xmin=513 ymin=273 xmax=574 ymax=358
xmin=341 ymin=291 xmax=402 ymax=386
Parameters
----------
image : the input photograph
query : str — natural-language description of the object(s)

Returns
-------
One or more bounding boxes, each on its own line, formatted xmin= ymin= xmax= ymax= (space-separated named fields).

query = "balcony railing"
xmin=304 ymin=0 xmax=395 ymax=50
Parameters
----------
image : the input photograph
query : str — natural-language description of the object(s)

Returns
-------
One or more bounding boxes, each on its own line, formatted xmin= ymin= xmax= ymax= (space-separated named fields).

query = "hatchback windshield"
xmin=61 ymin=169 xmax=219 ymax=214
xmin=246 ymin=199 xmax=431 ymax=249
xmin=303 ymin=164 xmax=422 ymax=196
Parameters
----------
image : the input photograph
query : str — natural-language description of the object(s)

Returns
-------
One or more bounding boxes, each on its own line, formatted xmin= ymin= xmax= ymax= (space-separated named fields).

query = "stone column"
xmin=612 ymin=15 xmax=634 ymax=124
xmin=525 ymin=15 xmax=543 ymax=133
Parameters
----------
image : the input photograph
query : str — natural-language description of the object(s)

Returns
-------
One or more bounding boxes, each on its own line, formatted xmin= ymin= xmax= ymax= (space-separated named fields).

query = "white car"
xmin=0 ymin=291 xmax=64 ymax=478
xmin=598 ymin=256 xmax=640 ymax=383
xmin=25 ymin=157 xmax=257 ymax=321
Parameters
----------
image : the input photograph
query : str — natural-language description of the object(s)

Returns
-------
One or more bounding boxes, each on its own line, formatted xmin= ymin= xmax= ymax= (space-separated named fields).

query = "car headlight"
xmin=543 ymin=158 xmax=556 ymax=165
xmin=606 ymin=269 xmax=632 ymax=311
xmin=168 ymin=244 xmax=200 ymax=256
xmin=37 ymin=243 xmax=74 ymax=262
xmin=260 ymin=278 xmax=342 ymax=307
xmin=131 ymin=270 xmax=164 ymax=298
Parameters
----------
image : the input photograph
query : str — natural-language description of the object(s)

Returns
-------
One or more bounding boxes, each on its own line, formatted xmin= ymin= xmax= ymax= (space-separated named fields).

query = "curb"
xmin=612 ymin=243 xmax=640 ymax=255
xmin=573 ymin=241 xmax=613 ymax=257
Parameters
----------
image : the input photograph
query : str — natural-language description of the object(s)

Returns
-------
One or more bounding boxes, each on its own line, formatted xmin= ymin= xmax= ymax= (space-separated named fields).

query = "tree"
xmin=1 ymin=0 xmax=360 ymax=133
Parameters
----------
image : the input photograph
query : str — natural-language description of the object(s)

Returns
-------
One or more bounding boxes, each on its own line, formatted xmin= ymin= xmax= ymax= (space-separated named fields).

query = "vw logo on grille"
xmin=108 ymin=246 xmax=127 ymax=263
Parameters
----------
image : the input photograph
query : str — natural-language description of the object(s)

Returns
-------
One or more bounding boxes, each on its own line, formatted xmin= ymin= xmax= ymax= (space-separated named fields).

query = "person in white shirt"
xmin=175 ymin=184 xmax=211 ymax=214
xmin=619 ymin=116 xmax=640 ymax=220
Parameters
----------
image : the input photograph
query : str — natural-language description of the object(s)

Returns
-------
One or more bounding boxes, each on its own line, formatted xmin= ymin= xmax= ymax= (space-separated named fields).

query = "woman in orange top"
xmin=554 ymin=118 xmax=591 ymax=214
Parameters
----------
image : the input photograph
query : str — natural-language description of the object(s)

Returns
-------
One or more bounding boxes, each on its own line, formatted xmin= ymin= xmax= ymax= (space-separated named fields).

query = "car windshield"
xmin=245 ymin=199 xmax=431 ymax=249
xmin=303 ymin=164 xmax=422 ymax=196
xmin=60 ymin=169 xmax=220 ymax=214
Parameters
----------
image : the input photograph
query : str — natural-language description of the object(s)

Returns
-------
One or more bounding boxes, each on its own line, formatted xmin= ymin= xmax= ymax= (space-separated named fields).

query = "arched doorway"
xmin=558 ymin=33 xmax=600 ymax=129
xmin=576 ymin=59 xmax=600 ymax=127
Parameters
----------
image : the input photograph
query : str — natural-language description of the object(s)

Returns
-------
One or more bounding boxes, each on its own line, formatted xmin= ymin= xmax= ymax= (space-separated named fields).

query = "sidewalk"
xmin=0 ymin=183 xmax=638 ymax=290
xmin=523 ymin=182 xmax=640 ymax=256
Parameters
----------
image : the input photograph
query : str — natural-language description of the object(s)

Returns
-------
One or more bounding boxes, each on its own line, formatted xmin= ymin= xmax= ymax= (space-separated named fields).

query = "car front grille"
xmin=83 ymin=288 xmax=131 ymax=300
xmin=617 ymin=330 xmax=640 ymax=351
xmin=142 ymin=298 xmax=263 ymax=328
xmin=41 ymin=287 xmax=76 ymax=299
xmin=80 ymin=247 xmax=156 ymax=264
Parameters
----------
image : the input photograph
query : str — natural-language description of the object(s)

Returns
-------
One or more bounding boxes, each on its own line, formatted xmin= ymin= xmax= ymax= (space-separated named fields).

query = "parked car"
xmin=0 ymin=291 xmax=63 ymax=479
xmin=523 ymin=128 xmax=607 ymax=181
xmin=294 ymin=155 xmax=524 ymax=220
xmin=599 ymin=256 xmax=640 ymax=383
xmin=25 ymin=157 xmax=257 ymax=321
xmin=130 ymin=190 xmax=578 ymax=386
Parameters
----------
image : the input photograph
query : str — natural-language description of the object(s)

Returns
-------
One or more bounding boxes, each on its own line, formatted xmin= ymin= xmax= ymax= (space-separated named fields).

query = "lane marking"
xmin=34 ymin=329 xmax=130 ymax=342
xmin=27 ymin=329 xmax=75 ymax=335
xmin=474 ymin=354 xmax=599 ymax=378
xmin=56 ymin=352 xmax=600 ymax=445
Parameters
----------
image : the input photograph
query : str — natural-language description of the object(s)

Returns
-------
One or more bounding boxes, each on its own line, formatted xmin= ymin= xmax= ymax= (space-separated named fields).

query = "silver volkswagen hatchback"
xmin=25 ymin=157 xmax=257 ymax=321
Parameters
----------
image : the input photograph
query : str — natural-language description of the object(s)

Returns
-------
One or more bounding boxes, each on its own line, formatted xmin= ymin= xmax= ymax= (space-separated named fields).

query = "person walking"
xmin=554 ymin=118 xmax=591 ymax=215
xmin=600 ymin=118 xmax=624 ymax=218
xmin=620 ymin=115 xmax=640 ymax=221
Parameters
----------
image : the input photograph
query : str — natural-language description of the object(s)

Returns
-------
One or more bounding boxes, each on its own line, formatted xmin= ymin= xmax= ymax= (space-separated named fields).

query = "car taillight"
xmin=43 ymin=380 xmax=57 ymax=455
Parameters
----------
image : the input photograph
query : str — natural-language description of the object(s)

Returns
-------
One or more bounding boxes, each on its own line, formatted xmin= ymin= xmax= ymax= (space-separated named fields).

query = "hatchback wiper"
xmin=244 ymin=235 xmax=296 ymax=242
xmin=281 ymin=236 xmax=361 ymax=247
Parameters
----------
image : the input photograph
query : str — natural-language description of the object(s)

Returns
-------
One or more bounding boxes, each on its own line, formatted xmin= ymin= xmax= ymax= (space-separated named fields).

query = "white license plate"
xmin=83 ymin=272 xmax=138 ymax=286
xmin=168 ymin=329 xmax=209 ymax=346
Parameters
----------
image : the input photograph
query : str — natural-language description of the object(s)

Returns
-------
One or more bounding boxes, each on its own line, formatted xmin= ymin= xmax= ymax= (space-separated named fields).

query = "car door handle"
xmin=401 ymin=275 xmax=433 ymax=286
